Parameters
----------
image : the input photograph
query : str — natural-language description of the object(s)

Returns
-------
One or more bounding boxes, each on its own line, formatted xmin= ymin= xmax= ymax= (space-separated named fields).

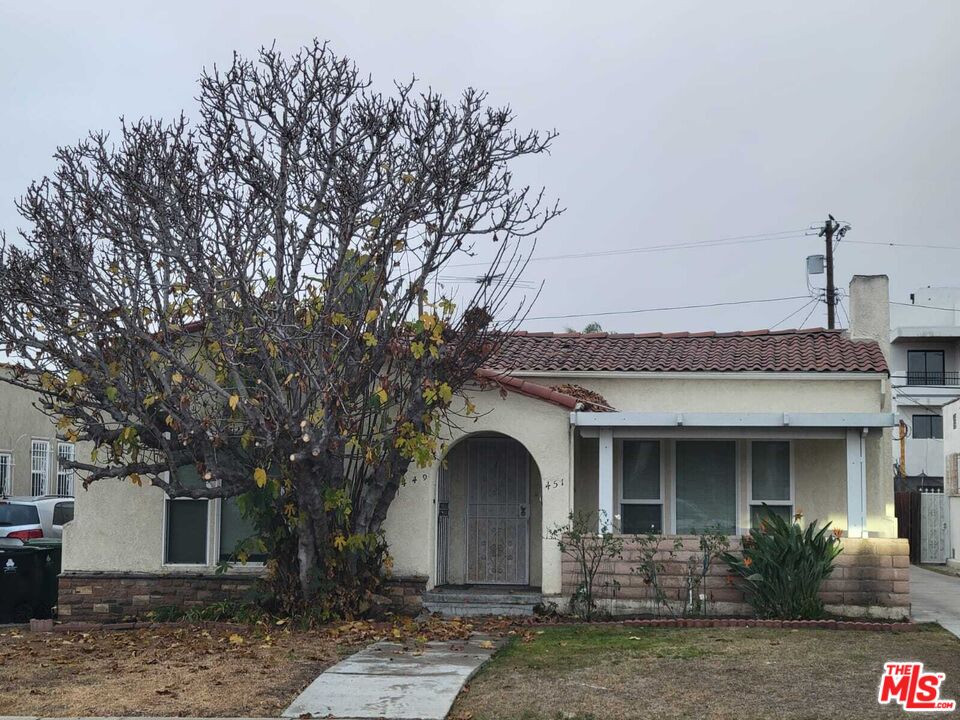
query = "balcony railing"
xmin=904 ymin=371 xmax=960 ymax=386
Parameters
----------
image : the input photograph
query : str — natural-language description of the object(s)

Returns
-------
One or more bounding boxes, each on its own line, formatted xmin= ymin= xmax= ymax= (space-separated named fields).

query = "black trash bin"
xmin=25 ymin=538 xmax=62 ymax=619
xmin=0 ymin=545 xmax=46 ymax=623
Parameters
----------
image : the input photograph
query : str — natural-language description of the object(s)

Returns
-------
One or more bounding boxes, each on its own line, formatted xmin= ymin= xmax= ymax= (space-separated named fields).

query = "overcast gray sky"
xmin=1 ymin=1 xmax=957 ymax=333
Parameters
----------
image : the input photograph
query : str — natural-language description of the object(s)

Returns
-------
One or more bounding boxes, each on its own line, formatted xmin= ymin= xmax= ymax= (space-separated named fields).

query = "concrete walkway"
xmin=911 ymin=565 xmax=960 ymax=638
xmin=282 ymin=634 xmax=503 ymax=720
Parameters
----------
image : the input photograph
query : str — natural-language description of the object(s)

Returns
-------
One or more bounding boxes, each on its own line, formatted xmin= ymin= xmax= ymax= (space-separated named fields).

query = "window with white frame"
xmin=57 ymin=443 xmax=76 ymax=495
xmin=0 ymin=453 xmax=11 ymax=496
xmin=750 ymin=440 xmax=793 ymax=528
xmin=31 ymin=439 xmax=50 ymax=496
xmin=164 ymin=465 xmax=263 ymax=566
xmin=619 ymin=440 xmax=662 ymax=534
xmin=675 ymin=440 xmax=737 ymax=535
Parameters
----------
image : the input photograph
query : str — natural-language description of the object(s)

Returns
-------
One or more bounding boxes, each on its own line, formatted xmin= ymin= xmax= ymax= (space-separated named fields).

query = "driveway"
xmin=911 ymin=565 xmax=960 ymax=637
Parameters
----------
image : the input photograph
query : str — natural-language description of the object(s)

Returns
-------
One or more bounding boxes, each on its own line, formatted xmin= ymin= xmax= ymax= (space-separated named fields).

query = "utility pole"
xmin=819 ymin=215 xmax=838 ymax=329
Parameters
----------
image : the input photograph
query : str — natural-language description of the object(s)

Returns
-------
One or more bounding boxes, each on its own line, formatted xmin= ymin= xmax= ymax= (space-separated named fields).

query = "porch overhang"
xmin=570 ymin=411 xmax=895 ymax=428
xmin=576 ymin=411 xmax=894 ymax=540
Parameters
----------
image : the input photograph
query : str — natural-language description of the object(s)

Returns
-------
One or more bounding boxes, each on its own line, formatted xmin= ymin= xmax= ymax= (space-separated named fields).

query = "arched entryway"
xmin=436 ymin=433 xmax=542 ymax=588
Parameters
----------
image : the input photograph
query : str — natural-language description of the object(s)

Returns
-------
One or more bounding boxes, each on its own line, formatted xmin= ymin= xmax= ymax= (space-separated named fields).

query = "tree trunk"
xmin=295 ymin=473 xmax=329 ymax=601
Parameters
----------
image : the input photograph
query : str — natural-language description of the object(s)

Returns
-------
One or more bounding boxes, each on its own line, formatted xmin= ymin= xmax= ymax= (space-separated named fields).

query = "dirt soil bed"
xmin=0 ymin=617 xmax=487 ymax=717
xmin=452 ymin=623 xmax=960 ymax=720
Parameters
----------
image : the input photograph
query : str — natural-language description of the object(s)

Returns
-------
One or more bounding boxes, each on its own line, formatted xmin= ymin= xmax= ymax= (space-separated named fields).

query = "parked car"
xmin=0 ymin=496 xmax=74 ymax=543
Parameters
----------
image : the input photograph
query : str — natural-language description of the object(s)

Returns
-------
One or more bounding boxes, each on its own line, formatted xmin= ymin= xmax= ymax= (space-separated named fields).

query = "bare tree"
xmin=0 ymin=42 xmax=558 ymax=611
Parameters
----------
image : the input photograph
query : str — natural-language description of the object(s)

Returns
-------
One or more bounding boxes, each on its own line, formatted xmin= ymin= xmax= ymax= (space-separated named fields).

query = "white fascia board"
xmin=570 ymin=411 xmax=896 ymax=428
xmin=502 ymin=370 xmax=887 ymax=381
xmin=892 ymin=326 xmax=960 ymax=341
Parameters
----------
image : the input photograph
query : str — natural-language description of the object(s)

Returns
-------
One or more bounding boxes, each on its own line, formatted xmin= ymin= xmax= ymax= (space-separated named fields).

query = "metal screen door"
xmin=920 ymin=490 xmax=948 ymax=564
xmin=466 ymin=438 xmax=530 ymax=584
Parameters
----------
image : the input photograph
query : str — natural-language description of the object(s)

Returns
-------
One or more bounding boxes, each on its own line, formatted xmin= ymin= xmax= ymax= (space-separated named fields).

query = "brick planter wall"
xmin=58 ymin=572 xmax=260 ymax=621
xmin=560 ymin=535 xmax=910 ymax=619
xmin=58 ymin=571 xmax=429 ymax=622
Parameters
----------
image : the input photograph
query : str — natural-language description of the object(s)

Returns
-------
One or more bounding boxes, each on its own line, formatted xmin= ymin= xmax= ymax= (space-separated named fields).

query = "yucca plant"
xmin=723 ymin=508 xmax=842 ymax=619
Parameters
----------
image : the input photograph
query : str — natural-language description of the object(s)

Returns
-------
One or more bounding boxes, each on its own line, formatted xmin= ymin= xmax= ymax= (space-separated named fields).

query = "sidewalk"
xmin=910 ymin=564 xmax=960 ymax=638
xmin=282 ymin=634 xmax=503 ymax=720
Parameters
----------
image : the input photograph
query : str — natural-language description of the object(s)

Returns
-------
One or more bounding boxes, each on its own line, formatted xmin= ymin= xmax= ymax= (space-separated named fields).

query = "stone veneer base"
xmin=57 ymin=571 xmax=427 ymax=622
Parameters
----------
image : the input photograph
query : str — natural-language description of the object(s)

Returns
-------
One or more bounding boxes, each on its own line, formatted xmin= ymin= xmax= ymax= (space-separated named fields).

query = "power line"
xmin=770 ymin=297 xmax=818 ymax=330
xmin=890 ymin=301 xmax=959 ymax=313
xmin=448 ymin=228 xmax=810 ymax=268
xmin=524 ymin=295 xmax=811 ymax=322
xmin=845 ymin=240 xmax=960 ymax=252
xmin=798 ymin=299 xmax=821 ymax=329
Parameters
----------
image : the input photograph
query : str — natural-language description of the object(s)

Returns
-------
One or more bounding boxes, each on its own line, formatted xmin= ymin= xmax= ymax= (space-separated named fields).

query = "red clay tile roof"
xmin=485 ymin=328 xmax=888 ymax=374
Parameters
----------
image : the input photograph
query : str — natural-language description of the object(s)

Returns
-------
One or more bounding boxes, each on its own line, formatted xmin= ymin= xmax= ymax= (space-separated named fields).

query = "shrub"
xmin=724 ymin=509 xmax=842 ymax=619
xmin=548 ymin=510 xmax=623 ymax=620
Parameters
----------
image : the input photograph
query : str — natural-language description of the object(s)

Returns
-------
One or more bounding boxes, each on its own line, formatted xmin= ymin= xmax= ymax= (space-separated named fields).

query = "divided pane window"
xmin=750 ymin=441 xmax=793 ymax=528
xmin=0 ymin=453 xmax=11 ymax=496
xmin=913 ymin=415 xmax=943 ymax=440
xmin=907 ymin=350 xmax=945 ymax=385
xmin=675 ymin=441 xmax=737 ymax=535
xmin=57 ymin=443 xmax=76 ymax=496
xmin=619 ymin=441 xmax=662 ymax=534
xmin=31 ymin=440 xmax=49 ymax=496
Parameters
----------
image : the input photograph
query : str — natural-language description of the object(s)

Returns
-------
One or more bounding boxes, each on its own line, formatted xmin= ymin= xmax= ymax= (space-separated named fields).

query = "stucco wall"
xmin=62 ymin=480 xmax=167 ymax=572
xmin=512 ymin=374 xmax=886 ymax=416
xmin=382 ymin=386 xmax=573 ymax=594
xmin=63 ymin=370 xmax=893 ymax=599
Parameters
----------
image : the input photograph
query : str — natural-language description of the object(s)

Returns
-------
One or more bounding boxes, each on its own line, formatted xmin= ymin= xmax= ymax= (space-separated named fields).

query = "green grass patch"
xmin=490 ymin=625 xmax=711 ymax=671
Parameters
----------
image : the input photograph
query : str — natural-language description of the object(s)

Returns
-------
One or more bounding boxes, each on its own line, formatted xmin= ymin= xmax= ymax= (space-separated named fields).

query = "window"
xmin=750 ymin=441 xmax=793 ymax=528
xmin=219 ymin=496 xmax=265 ymax=562
xmin=0 ymin=453 xmax=11 ymax=496
xmin=0 ymin=503 xmax=39 ymax=526
xmin=907 ymin=350 xmax=945 ymax=385
xmin=56 ymin=443 xmax=76 ymax=496
xmin=52 ymin=501 xmax=74 ymax=526
xmin=164 ymin=465 xmax=209 ymax=564
xmin=30 ymin=440 xmax=49 ymax=496
xmin=913 ymin=414 xmax=943 ymax=440
xmin=619 ymin=440 xmax=662 ymax=534
xmin=164 ymin=465 xmax=265 ymax=566
xmin=675 ymin=441 xmax=737 ymax=535
xmin=165 ymin=499 xmax=210 ymax=564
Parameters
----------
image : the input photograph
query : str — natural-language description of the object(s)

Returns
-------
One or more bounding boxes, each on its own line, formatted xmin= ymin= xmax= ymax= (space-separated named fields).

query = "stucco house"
xmin=58 ymin=275 xmax=910 ymax=620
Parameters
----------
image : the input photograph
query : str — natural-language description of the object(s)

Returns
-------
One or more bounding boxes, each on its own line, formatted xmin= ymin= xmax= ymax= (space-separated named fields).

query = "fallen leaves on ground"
xmin=0 ymin=615 xmax=533 ymax=717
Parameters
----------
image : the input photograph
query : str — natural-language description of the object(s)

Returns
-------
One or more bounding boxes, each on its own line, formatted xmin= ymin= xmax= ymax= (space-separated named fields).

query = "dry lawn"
xmin=0 ymin=622 xmax=352 ymax=717
xmin=452 ymin=624 xmax=960 ymax=720
xmin=0 ymin=618 xmax=483 ymax=717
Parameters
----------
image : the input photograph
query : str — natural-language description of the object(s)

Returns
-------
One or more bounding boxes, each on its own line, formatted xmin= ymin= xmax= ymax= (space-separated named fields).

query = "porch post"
xmin=598 ymin=428 xmax=614 ymax=532
xmin=846 ymin=428 xmax=867 ymax=538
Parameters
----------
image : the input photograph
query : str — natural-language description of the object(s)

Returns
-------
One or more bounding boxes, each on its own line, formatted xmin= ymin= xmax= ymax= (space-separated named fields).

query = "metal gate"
xmin=436 ymin=465 xmax=450 ymax=586
xmin=466 ymin=438 xmax=529 ymax=585
xmin=920 ymin=489 xmax=948 ymax=565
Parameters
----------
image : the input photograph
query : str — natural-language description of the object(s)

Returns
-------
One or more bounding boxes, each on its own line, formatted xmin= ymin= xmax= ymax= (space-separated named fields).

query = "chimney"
xmin=848 ymin=274 xmax=890 ymax=364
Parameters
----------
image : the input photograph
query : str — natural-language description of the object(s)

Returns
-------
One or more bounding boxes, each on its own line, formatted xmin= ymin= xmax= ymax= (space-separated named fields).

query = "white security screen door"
xmin=466 ymin=437 xmax=530 ymax=584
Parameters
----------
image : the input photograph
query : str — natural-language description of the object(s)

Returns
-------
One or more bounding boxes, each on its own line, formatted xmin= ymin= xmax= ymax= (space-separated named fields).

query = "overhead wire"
xmin=524 ymin=295 xmax=811 ymax=322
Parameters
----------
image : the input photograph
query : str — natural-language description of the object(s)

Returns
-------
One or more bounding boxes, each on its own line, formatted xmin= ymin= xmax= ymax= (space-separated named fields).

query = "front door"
xmin=466 ymin=438 xmax=530 ymax=584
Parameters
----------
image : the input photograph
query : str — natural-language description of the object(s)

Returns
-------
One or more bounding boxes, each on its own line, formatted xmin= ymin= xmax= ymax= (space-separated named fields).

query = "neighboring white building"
xmin=0 ymin=366 xmax=85 ymax=498
xmin=889 ymin=287 xmax=960 ymax=490
xmin=943 ymin=397 xmax=960 ymax=568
